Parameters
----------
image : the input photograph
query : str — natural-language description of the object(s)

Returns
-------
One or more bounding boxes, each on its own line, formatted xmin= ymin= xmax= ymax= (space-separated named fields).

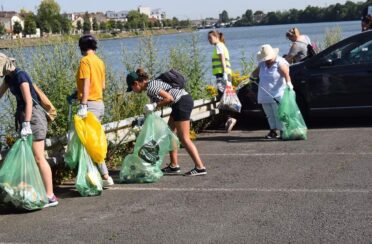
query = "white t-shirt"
xmin=215 ymin=43 xmax=225 ymax=55
xmin=298 ymin=35 xmax=311 ymax=45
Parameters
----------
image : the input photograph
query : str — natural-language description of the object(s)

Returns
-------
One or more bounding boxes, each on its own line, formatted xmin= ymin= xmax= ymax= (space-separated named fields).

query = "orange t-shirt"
xmin=76 ymin=53 xmax=105 ymax=101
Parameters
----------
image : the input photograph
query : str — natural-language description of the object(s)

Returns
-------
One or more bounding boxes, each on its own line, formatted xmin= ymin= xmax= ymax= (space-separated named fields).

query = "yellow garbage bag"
xmin=74 ymin=112 xmax=107 ymax=164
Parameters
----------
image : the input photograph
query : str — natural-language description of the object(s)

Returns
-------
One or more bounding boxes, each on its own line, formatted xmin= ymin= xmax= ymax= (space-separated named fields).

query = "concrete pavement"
xmin=0 ymin=125 xmax=372 ymax=243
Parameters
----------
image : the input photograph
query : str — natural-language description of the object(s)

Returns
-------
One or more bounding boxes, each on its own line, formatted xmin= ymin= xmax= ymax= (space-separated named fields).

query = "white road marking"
xmin=109 ymin=187 xmax=372 ymax=194
xmin=178 ymin=152 xmax=372 ymax=156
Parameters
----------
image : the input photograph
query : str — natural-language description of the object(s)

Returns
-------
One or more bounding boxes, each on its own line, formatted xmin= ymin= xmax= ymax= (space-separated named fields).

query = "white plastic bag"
xmin=218 ymin=86 xmax=242 ymax=113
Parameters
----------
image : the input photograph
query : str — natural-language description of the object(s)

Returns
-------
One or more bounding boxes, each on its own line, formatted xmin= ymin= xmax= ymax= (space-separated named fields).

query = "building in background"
xmin=92 ymin=12 xmax=108 ymax=23
xmin=138 ymin=6 xmax=151 ymax=16
xmin=0 ymin=11 xmax=24 ymax=34
xmin=150 ymin=9 xmax=166 ymax=21
xmin=106 ymin=10 xmax=128 ymax=21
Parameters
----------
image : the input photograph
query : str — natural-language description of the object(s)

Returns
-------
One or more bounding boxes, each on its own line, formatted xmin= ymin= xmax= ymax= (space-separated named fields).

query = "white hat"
xmin=256 ymin=44 xmax=279 ymax=63
xmin=0 ymin=53 xmax=16 ymax=77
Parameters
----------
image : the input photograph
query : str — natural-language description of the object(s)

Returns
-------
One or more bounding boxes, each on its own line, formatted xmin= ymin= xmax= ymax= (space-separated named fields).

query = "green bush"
xmin=319 ymin=26 xmax=343 ymax=50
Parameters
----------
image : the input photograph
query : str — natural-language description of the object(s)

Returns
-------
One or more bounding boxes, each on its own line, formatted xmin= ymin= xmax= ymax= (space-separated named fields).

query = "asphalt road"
xmin=1 ymin=123 xmax=372 ymax=243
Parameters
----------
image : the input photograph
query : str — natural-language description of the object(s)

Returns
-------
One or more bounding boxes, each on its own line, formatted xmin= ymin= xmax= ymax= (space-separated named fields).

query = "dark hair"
xmin=136 ymin=68 xmax=149 ymax=82
xmin=79 ymin=35 xmax=98 ymax=52
xmin=362 ymin=16 xmax=372 ymax=31
xmin=208 ymin=30 xmax=225 ymax=44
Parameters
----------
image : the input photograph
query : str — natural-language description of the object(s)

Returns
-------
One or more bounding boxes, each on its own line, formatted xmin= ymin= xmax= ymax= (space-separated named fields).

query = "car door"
xmin=306 ymin=38 xmax=372 ymax=112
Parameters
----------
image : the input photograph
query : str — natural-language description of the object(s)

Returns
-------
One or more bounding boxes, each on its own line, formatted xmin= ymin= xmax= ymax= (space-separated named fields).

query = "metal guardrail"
xmin=0 ymin=98 xmax=219 ymax=162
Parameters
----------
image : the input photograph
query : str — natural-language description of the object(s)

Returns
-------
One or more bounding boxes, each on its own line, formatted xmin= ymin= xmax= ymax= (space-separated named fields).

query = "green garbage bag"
xmin=64 ymin=132 xmax=81 ymax=169
xmin=0 ymin=136 xmax=48 ymax=210
xmin=76 ymin=146 xmax=103 ymax=197
xmin=278 ymin=88 xmax=308 ymax=140
xmin=120 ymin=112 xmax=179 ymax=183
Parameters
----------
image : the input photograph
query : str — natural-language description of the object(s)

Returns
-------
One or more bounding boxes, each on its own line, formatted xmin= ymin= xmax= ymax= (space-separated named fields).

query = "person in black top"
xmin=361 ymin=7 xmax=372 ymax=32
xmin=0 ymin=53 xmax=58 ymax=207
xmin=126 ymin=68 xmax=207 ymax=176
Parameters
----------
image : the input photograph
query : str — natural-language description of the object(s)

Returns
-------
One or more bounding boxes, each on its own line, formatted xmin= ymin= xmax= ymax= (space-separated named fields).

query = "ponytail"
xmin=208 ymin=30 xmax=225 ymax=44
xmin=136 ymin=68 xmax=149 ymax=82
xmin=219 ymin=33 xmax=225 ymax=44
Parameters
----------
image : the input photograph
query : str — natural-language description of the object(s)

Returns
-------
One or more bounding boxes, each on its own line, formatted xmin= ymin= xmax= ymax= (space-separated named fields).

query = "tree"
xmin=0 ymin=23 xmax=5 ymax=35
xmin=220 ymin=10 xmax=229 ymax=23
xmin=99 ymin=21 xmax=107 ymax=32
xmin=126 ymin=10 xmax=149 ymax=30
xmin=92 ymin=17 xmax=99 ymax=32
xmin=172 ymin=17 xmax=179 ymax=28
xmin=51 ymin=19 xmax=61 ymax=33
xmin=116 ymin=21 xmax=124 ymax=32
xmin=83 ymin=12 xmax=91 ymax=33
xmin=37 ymin=0 xmax=61 ymax=34
xmin=244 ymin=9 xmax=253 ymax=24
xmin=77 ymin=20 xmax=82 ymax=31
xmin=162 ymin=19 xmax=172 ymax=27
xmin=153 ymin=20 xmax=161 ymax=28
xmin=179 ymin=20 xmax=191 ymax=28
xmin=107 ymin=20 xmax=116 ymax=31
xmin=60 ymin=13 xmax=72 ymax=34
xmin=13 ymin=21 xmax=23 ymax=35
xmin=23 ymin=14 xmax=37 ymax=35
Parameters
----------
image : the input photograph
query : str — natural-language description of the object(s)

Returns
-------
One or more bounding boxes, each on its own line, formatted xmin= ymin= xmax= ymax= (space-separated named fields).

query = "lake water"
xmin=100 ymin=21 xmax=361 ymax=81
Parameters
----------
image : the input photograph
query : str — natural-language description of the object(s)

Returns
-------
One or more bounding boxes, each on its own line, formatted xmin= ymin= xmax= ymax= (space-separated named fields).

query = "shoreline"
xmin=0 ymin=28 xmax=195 ymax=49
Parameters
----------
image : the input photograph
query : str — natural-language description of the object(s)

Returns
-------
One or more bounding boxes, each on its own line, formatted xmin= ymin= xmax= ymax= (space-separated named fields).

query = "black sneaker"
xmin=183 ymin=167 xmax=207 ymax=176
xmin=265 ymin=130 xmax=278 ymax=139
xmin=161 ymin=165 xmax=181 ymax=175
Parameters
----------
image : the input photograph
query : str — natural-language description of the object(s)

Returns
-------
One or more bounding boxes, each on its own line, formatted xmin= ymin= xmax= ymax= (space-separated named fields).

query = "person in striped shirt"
xmin=126 ymin=68 xmax=207 ymax=176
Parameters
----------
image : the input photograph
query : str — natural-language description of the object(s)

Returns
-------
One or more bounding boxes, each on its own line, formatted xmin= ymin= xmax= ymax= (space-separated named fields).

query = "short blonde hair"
xmin=286 ymin=27 xmax=300 ymax=38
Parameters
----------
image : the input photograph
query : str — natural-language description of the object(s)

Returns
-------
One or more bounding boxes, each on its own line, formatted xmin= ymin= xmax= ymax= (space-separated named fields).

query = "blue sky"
xmin=1 ymin=0 xmax=360 ymax=19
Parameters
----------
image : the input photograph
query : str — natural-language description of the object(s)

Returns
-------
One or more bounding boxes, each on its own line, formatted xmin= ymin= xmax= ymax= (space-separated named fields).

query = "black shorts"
xmin=171 ymin=94 xmax=194 ymax=122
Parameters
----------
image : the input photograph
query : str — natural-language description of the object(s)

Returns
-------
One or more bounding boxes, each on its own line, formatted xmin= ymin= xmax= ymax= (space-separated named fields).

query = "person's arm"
xmin=19 ymin=82 xmax=33 ymax=122
xmin=251 ymin=67 xmax=260 ymax=79
xmin=102 ymin=64 xmax=106 ymax=91
xmin=155 ymin=89 xmax=174 ymax=108
xmin=219 ymin=53 xmax=227 ymax=74
xmin=278 ymin=64 xmax=292 ymax=85
xmin=102 ymin=80 xmax=106 ymax=91
xmin=285 ymin=43 xmax=296 ymax=63
xmin=0 ymin=82 xmax=8 ymax=99
xmin=81 ymin=78 xmax=90 ymax=104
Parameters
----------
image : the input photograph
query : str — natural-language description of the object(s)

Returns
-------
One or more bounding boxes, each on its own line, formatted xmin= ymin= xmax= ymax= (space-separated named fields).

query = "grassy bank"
xmin=0 ymin=28 xmax=195 ymax=49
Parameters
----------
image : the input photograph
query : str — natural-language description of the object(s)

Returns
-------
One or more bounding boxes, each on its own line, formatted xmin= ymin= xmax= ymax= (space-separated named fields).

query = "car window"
xmin=324 ymin=40 xmax=372 ymax=66
xmin=347 ymin=40 xmax=372 ymax=64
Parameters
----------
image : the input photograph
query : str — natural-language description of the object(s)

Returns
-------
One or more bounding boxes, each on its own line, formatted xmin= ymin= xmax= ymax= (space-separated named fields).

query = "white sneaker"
xmin=225 ymin=118 xmax=237 ymax=133
xmin=103 ymin=176 xmax=114 ymax=187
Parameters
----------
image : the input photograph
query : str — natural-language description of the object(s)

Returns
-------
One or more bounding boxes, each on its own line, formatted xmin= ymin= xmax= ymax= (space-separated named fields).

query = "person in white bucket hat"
xmin=251 ymin=44 xmax=293 ymax=139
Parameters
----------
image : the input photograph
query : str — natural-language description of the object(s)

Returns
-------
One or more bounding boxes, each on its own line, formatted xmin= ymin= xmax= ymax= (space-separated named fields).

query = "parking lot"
xmin=0 ymin=120 xmax=372 ymax=243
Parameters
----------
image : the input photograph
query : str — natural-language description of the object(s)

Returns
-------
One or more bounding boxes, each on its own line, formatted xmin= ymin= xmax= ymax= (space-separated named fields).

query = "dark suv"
xmin=238 ymin=31 xmax=372 ymax=118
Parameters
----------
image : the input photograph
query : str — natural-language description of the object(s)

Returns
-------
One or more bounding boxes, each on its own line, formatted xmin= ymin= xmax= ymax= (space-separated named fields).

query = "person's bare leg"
xmin=168 ymin=117 xmax=179 ymax=167
xmin=32 ymin=140 xmax=54 ymax=197
xmin=175 ymin=120 xmax=205 ymax=169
